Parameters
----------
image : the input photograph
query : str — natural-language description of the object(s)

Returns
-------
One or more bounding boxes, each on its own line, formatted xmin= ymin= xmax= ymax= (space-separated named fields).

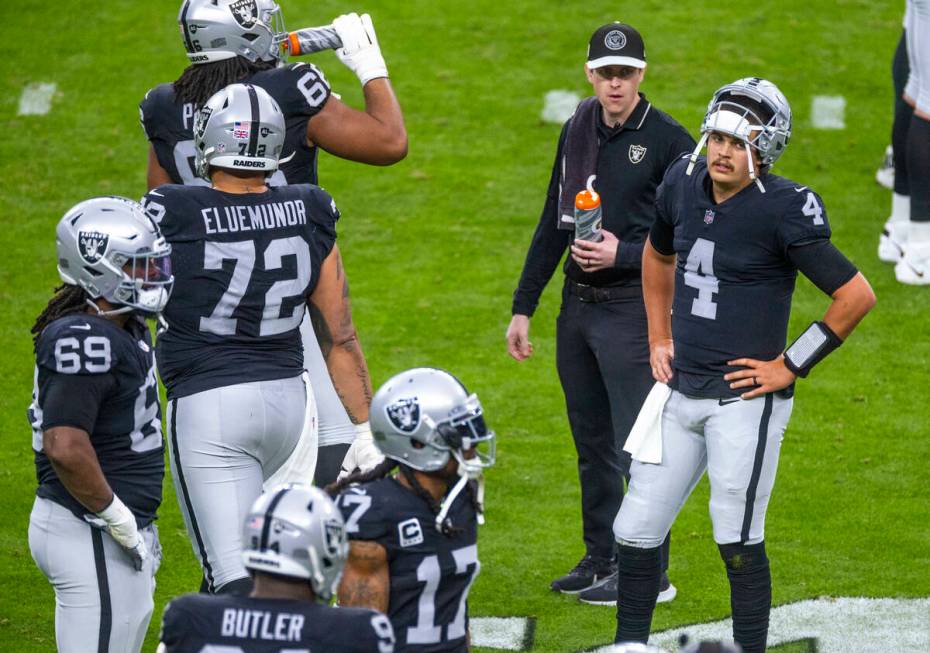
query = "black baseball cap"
xmin=586 ymin=22 xmax=646 ymax=69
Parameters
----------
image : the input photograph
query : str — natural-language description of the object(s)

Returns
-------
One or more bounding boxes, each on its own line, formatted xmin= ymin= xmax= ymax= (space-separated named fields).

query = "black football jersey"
xmin=29 ymin=314 xmax=164 ymax=526
xmin=160 ymin=593 xmax=396 ymax=653
xmin=143 ymin=183 xmax=338 ymax=399
xmin=337 ymin=478 xmax=479 ymax=653
xmin=651 ymin=156 xmax=834 ymax=398
xmin=140 ymin=62 xmax=331 ymax=186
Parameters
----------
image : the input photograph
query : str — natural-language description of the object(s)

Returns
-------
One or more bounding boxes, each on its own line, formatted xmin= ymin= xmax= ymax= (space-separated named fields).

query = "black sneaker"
xmin=578 ymin=570 xmax=678 ymax=606
xmin=550 ymin=555 xmax=616 ymax=594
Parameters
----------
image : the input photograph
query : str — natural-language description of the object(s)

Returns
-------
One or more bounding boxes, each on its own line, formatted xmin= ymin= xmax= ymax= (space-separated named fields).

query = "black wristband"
xmin=783 ymin=321 xmax=842 ymax=378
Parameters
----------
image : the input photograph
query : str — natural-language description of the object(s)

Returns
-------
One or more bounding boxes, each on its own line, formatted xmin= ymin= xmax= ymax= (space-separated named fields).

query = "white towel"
xmin=623 ymin=382 xmax=671 ymax=464
xmin=264 ymin=371 xmax=319 ymax=490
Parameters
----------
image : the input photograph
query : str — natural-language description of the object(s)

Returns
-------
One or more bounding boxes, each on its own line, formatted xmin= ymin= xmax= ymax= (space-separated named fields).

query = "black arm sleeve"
xmin=787 ymin=240 xmax=859 ymax=296
xmin=40 ymin=371 xmax=115 ymax=433
xmin=511 ymin=124 xmax=571 ymax=317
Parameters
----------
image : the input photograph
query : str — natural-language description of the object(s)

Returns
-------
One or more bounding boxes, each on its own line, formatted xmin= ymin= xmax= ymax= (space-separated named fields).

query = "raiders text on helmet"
xmin=56 ymin=197 xmax=174 ymax=316
xmin=241 ymin=484 xmax=349 ymax=602
xmin=178 ymin=0 xmax=287 ymax=65
xmin=193 ymin=83 xmax=286 ymax=179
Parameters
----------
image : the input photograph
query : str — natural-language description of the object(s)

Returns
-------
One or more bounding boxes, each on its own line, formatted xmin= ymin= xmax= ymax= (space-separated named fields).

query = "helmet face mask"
xmin=178 ymin=0 xmax=288 ymax=65
xmin=241 ymin=484 xmax=348 ymax=602
xmin=56 ymin=197 xmax=174 ymax=316
xmin=193 ymin=83 xmax=286 ymax=180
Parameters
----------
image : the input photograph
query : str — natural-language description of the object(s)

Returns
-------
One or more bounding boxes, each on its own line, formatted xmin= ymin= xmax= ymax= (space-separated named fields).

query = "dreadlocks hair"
xmin=32 ymin=284 xmax=89 ymax=351
xmin=173 ymin=57 xmax=276 ymax=108
xmin=325 ymin=458 xmax=398 ymax=498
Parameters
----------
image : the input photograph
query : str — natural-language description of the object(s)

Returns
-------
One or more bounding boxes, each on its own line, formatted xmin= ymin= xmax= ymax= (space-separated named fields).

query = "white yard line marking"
xmin=471 ymin=616 xmax=533 ymax=651
xmin=18 ymin=82 xmax=57 ymax=116
xmin=811 ymin=95 xmax=846 ymax=129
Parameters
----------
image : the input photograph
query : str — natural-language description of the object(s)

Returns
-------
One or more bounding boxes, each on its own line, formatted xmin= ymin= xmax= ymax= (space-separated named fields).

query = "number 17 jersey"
xmin=144 ymin=183 xmax=338 ymax=400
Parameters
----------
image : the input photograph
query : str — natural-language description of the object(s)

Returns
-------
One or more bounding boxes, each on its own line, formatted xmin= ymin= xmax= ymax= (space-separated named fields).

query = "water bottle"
xmin=285 ymin=25 xmax=343 ymax=56
xmin=574 ymin=189 xmax=603 ymax=242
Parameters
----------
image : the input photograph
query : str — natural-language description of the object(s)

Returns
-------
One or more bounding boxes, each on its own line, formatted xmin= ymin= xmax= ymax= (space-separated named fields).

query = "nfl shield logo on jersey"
xmin=229 ymin=0 xmax=258 ymax=28
xmin=386 ymin=397 xmax=420 ymax=433
xmin=78 ymin=231 xmax=109 ymax=264
xmin=704 ymin=209 xmax=716 ymax=225
xmin=629 ymin=144 xmax=647 ymax=164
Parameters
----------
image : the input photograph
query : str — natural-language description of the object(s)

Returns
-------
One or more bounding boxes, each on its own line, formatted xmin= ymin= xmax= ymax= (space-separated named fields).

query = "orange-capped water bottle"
xmin=285 ymin=25 xmax=342 ymax=56
xmin=574 ymin=189 xmax=603 ymax=242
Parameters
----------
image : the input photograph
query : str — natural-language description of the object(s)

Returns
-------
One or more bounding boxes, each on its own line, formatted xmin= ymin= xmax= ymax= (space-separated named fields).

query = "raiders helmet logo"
xmin=323 ymin=519 xmax=345 ymax=556
xmin=604 ymin=29 xmax=627 ymax=50
xmin=629 ymin=144 xmax=647 ymax=164
xmin=386 ymin=396 xmax=420 ymax=433
xmin=78 ymin=231 xmax=109 ymax=264
xmin=229 ymin=0 xmax=258 ymax=29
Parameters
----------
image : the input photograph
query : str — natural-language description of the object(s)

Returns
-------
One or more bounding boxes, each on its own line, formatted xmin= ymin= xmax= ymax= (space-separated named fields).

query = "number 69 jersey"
xmin=29 ymin=314 xmax=164 ymax=526
xmin=337 ymin=479 xmax=479 ymax=653
xmin=650 ymin=155 xmax=834 ymax=399
xmin=140 ymin=63 xmax=332 ymax=187
xmin=144 ymin=183 xmax=338 ymax=400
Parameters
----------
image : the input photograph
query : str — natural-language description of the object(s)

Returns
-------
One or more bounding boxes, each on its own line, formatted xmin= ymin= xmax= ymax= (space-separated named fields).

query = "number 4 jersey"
xmin=29 ymin=313 xmax=164 ymax=526
xmin=650 ymin=155 xmax=834 ymax=399
xmin=140 ymin=63 xmax=332 ymax=187
xmin=144 ymin=183 xmax=338 ymax=400
xmin=337 ymin=478 xmax=480 ymax=653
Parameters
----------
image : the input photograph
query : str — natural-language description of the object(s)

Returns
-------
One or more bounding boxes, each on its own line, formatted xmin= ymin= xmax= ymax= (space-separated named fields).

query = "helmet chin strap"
xmin=685 ymin=132 xmax=709 ymax=176
xmin=85 ymin=298 xmax=133 ymax=317
xmin=746 ymin=142 xmax=766 ymax=193
xmin=433 ymin=466 xmax=487 ymax=533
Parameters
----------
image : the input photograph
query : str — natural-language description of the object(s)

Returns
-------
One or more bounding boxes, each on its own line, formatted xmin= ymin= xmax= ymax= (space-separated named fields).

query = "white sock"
xmin=909 ymin=221 xmax=930 ymax=243
xmin=890 ymin=193 xmax=910 ymax=222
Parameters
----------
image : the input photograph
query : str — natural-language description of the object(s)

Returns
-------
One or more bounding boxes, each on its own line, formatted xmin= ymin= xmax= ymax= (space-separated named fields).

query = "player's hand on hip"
xmin=725 ymin=355 xmax=797 ymax=400
xmin=333 ymin=12 xmax=388 ymax=85
xmin=649 ymin=339 xmax=674 ymax=383
xmin=506 ymin=314 xmax=534 ymax=361
xmin=338 ymin=422 xmax=385 ymax=481
xmin=89 ymin=494 xmax=149 ymax=571
xmin=570 ymin=229 xmax=618 ymax=272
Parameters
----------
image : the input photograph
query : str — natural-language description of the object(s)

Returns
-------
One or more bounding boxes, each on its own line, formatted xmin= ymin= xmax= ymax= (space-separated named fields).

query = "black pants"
xmin=556 ymin=280 xmax=655 ymax=561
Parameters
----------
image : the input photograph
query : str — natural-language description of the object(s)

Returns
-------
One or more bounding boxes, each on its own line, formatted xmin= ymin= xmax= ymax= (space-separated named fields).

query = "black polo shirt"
xmin=512 ymin=94 xmax=695 ymax=317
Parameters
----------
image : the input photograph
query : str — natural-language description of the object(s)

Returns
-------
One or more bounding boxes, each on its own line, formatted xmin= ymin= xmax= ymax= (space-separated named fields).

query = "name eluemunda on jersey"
xmin=29 ymin=313 xmax=164 ymax=526
xmin=337 ymin=478 xmax=480 ymax=653
xmin=650 ymin=155 xmax=834 ymax=398
xmin=143 ymin=183 xmax=339 ymax=400
xmin=159 ymin=593 xmax=395 ymax=653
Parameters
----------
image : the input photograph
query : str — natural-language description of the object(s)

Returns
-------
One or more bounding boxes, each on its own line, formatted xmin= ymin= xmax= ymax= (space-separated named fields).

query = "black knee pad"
xmin=614 ymin=543 xmax=662 ymax=644
xmin=215 ymin=576 xmax=253 ymax=596
xmin=718 ymin=542 xmax=771 ymax=653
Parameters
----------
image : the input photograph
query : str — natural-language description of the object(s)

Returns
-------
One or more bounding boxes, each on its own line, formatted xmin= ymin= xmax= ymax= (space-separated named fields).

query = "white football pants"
xmin=28 ymin=497 xmax=160 ymax=653
xmin=167 ymin=374 xmax=305 ymax=591
xmin=614 ymin=390 xmax=792 ymax=548
xmin=905 ymin=0 xmax=930 ymax=113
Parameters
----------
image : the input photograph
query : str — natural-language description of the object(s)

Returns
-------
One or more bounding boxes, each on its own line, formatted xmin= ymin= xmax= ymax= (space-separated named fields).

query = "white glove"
xmin=332 ymin=12 xmax=388 ymax=85
xmin=90 ymin=494 xmax=148 ymax=571
xmin=337 ymin=421 xmax=385 ymax=481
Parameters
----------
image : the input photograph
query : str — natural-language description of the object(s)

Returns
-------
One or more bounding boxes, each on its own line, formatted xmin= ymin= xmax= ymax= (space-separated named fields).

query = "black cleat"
xmin=550 ymin=555 xmax=616 ymax=594
xmin=578 ymin=570 xmax=678 ymax=605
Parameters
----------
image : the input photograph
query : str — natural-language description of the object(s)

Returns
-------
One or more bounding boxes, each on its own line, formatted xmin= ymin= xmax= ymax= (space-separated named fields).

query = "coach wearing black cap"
xmin=506 ymin=22 xmax=694 ymax=604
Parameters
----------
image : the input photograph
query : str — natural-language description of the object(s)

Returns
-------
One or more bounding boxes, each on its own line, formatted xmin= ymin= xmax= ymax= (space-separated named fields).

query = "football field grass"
xmin=1 ymin=1 xmax=927 ymax=651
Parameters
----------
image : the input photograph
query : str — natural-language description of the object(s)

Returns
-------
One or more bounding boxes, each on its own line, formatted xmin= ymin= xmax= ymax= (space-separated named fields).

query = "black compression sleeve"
xmin=40 ymin=372 xmax=115 ymax=433
xmin=787 ymin=240 xmax=858 ymax=296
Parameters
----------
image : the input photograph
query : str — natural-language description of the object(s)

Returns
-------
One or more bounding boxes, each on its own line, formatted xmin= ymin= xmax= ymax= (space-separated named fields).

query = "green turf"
xmin=0 ymin=1 xmax=926 ymax=651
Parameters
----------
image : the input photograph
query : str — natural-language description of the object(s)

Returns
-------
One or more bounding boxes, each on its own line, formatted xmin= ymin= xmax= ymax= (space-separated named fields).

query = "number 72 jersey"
xmin=338 ymin=478 xmax=480 ymax=653
xmin=144 ymin=182 xmax=339 ymax=400
xmin=650 ymin=155 xmax=834 ymax=398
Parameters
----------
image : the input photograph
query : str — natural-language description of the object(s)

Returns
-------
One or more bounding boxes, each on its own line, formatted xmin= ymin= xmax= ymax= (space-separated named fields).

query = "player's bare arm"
xmin=42 ymin=426 xmax=113 ymax=513
xmin=146 ymin=145 xmax=173 ymax=191
xmin=642 ymin=238 xmax=676 ymax=383
xmin=726 ymin=272 xmax=876 ymax=399
xmin=308 ymin=244 xmax=373 ymax=424
xmin=337 ymin=540 xmax=389 ymax=612
xmin=306 ymin=80 xmax=407 ymax=165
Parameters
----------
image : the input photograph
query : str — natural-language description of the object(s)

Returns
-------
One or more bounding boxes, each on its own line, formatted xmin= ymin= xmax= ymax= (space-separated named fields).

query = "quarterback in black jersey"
xmin=612 ymin=79 xmax=875 ymax=653
xmin=145 ymin=82 xmax=376 ymax=597
xmin=141 ymin=0 xmax=405 ymax=487
xmin=329 ymin=368 xmax=496 ymax=653
xmin=158 ymin=484 xmax=395 ymax=653
xmin=27 ymin=197 xmax=174 ymax=653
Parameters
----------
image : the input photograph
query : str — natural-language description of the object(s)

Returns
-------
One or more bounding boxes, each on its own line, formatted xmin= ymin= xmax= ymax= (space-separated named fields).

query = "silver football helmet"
xmin=687 ymin=77 xmax=792 ymax=192
xmin=56 ymin=197 xmax=173 ymax=316
xmin=193 ymin=83 xmax=286 ymax=180
xmin=178 ymin=0 xmax=287 ymax=65
xmin=242 ymin=484 xmax=348 ymax=602
xmin=370 ymin=368 xmax=496 ymax=479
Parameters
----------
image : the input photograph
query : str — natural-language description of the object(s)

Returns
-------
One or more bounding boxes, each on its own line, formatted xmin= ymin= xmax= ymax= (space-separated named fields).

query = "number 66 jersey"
xmin=144 ymin=183 xmax=338 ymax=401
